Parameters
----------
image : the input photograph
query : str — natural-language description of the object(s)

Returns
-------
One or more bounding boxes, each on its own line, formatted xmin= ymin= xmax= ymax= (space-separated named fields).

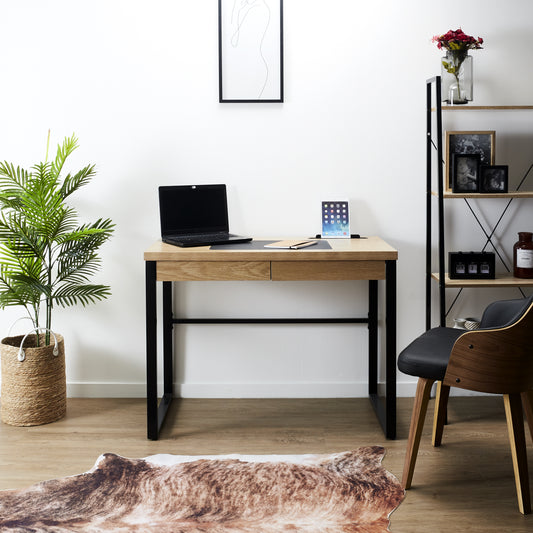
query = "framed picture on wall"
xmin=218 ymin=0 xmax=284 ymax=103
xmin=445 ymin=131 xmax=495 ymax=191
xmin=480 ymin=165 xmax=509 ymax=193
xmin=452 ymin=153 xmax=481 ymax=193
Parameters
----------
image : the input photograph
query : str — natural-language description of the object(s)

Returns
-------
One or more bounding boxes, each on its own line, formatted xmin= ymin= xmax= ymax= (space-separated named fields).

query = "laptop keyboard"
xmin=176 ymin=233 xmax=234 ymax=243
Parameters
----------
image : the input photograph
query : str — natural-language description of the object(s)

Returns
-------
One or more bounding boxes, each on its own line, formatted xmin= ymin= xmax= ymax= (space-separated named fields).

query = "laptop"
xmin=159 ymin=184 xmax=252 ymax=247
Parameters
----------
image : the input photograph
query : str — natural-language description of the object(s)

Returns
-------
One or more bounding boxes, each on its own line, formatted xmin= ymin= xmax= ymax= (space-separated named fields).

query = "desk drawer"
xmin=271 ymin=261 xmax=386 ymax=281
xmin=157 ymin=261 xmax=271 ymax=281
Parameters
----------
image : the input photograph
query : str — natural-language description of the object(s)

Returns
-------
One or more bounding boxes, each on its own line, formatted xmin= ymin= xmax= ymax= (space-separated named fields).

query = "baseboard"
xmin=67 ymin=381 xmax=375 ymax=398
xmin=178 ymin=382 xmax=371 ymax=398
xmin=67 ymin=382 xmax=146 ymax=398
xmin=65 ymin=381 xmax=487 ymax=398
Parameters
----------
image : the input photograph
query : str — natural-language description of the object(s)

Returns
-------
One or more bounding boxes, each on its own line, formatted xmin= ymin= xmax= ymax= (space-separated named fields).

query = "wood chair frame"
xmin=402 ymin=301 xmax=533 ymax=514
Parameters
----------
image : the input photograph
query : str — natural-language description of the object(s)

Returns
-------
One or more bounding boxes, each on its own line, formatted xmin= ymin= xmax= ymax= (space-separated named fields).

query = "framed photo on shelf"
xmin=445 ymin=131 xmax=495 ymax=191
xmin=452 ymin=153 xmax=481 ymax=193
xmin=480 ymin=165 xmax=509 ymax=193
xmin=218 ymin=0 xmax=284 ymax=103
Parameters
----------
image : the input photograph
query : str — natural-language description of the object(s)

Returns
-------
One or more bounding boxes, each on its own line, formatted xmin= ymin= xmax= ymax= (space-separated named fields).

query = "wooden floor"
xmin=0 ymin=396 xmax=532 ymax=532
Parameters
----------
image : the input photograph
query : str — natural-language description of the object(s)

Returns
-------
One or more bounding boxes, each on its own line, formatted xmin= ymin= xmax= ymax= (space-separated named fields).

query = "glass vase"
xmin=441 ymin=50 xmax=473 ymax=105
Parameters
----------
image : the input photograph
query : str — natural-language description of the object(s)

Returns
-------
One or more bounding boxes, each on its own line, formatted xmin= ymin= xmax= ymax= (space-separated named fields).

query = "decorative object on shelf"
xmin=445 ymin=131 xmax=495 ymax=191
xmin=513 ymin=232 xmax=533 ymax=278
xmin=449 ymin=251 xmax=495 ymax=279
xmin=453 ymin=317 xmax=480 ymax=329
xmin=453 ymin=318 xmax=466 ymax=329
xmin=218 ymin=0 xmax=284 ymax=103
xmin=463 ymin=317 xmax=481 ymax=330
xmin=432 ymin=28 xmax=483 ymax=105
xmin=0 ymin=133 xmax=115 ymax=426
xmin=452 ymin=153 xmax=480 ymax=192
xmin=442 ymin=51 xmax=473 ymax=104
xmin=480 ymin=165 xmax=509 ymax=193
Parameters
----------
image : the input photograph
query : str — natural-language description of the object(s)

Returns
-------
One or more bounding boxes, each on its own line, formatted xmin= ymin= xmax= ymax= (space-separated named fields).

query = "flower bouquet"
xmin=432 ymin=29 xmax=484 ymax=104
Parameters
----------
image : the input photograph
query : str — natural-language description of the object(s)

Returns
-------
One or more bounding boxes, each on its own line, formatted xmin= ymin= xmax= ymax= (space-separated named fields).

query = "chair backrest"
xmin=444 ymin=296 xmax=533 ymax=394
xmin=480 ymin=295 xmax=533 ymax=329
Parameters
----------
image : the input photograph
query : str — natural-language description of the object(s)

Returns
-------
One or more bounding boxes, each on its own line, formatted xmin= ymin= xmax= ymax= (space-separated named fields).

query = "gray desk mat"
xmin=211 ymin=239 xmax=332 ymax=250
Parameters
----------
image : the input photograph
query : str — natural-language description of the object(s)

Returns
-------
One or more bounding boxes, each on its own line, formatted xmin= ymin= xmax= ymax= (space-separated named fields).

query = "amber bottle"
xmin=513 ymin=232 xmax=533 ymax=278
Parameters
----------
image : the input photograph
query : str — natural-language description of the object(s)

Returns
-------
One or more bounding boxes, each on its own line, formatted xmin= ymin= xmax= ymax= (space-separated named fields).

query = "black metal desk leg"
xmin=368 ymin=261 xmax=397 ymax=440
xmin=163 ymin=281 xmax=173 ymax=396
xmin=368 ymin=280 xmax=378 ymax=397
xmin=146 ymin=261 xmax=158 ymax=440
xmin=385 ymin=259 xmax=397 ymax=439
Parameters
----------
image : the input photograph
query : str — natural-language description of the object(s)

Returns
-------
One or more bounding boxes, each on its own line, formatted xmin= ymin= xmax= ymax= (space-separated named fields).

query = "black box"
xmin=448 ymin=252 xmax=495 ymax=279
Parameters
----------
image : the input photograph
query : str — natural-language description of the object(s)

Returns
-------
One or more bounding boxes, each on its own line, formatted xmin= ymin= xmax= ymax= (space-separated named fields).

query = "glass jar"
xmin=441 ymin=50 xmax=473 ymax=104
xmin=513 ymin=232 xmax=533 ymax=278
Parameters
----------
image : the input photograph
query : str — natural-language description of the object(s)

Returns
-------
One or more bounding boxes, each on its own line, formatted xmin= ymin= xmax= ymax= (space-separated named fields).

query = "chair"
xmin=398 ymin=295 xmax=533 ymax=514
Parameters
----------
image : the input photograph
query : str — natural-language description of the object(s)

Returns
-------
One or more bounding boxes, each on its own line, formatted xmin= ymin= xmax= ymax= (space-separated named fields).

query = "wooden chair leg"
xmin=402 ymin=377 xmax=435 ymax=490
xmin=503 ymin=394 xmax=531 ymax=515
xmin=432 ymin=381 xmax=450 ymax=447
xmin=521 ymin=389 xmax=533 ymax=444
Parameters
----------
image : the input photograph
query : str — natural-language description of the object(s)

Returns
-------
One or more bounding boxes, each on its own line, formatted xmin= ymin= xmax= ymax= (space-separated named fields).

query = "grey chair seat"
xmin=398 ymin=327 xmax=464 ymax=381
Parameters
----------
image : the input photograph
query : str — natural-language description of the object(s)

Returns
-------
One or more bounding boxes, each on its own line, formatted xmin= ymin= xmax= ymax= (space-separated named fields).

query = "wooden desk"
xmin=144 ymin=237 xmax=398 ymax=440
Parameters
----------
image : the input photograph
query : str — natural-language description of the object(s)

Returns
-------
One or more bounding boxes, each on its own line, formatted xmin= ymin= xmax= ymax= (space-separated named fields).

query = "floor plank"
xmin=0 ymin=396 xmax=532 ymax=532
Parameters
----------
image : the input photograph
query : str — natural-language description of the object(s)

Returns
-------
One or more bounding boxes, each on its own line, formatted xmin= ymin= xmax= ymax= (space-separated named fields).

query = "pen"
xmin=289 ymin=241 xmax=318 ymax=249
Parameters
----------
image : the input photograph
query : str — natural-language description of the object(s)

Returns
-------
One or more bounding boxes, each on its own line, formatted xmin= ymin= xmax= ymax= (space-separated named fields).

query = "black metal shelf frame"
xmin=426 ymin=77 xmax=533 ymax=329
xmin=426 ymin=76 xmax=445 ymax=329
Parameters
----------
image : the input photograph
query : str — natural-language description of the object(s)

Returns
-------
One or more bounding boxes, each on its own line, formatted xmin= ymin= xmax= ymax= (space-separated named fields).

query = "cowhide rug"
xmin=0 ymin=446 xmax=404 ymax=532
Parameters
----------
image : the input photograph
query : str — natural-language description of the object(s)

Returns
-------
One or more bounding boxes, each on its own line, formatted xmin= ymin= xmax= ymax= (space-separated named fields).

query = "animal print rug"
xmin=0 ymin=446 xmax=404 ymax=532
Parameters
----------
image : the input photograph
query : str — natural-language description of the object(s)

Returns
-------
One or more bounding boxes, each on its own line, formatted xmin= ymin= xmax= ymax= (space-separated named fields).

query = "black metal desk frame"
xmin=145 ymin=255 xmax=396 ymax=440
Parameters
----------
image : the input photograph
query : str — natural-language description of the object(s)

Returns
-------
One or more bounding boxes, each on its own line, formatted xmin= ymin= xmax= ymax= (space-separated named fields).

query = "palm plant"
xmin=0 ymin=133 xmax=114 ymax=345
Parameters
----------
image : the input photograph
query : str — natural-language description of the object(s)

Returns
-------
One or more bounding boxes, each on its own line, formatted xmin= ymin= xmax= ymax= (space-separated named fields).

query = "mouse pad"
xmin=211 ymin=240 xmax=332 ymax=250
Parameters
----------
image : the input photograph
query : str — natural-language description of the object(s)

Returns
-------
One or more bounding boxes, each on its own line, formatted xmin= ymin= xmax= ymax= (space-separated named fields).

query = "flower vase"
xmin=441 ymin=50 xmax=473 ymax=104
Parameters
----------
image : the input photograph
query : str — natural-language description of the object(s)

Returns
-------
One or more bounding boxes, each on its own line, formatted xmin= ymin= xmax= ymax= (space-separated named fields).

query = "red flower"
xmin=432 ymin=28 xmax=484 ymax=51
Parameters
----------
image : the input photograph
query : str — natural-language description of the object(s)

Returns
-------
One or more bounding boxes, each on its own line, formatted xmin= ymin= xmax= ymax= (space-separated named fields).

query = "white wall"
xmin=1 ymin=0 xmax=532 ymax=398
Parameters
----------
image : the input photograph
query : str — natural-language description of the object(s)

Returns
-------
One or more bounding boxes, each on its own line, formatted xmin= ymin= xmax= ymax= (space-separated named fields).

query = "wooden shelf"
xmin=431 ymin=191 xmax=533 ymax=199
xmin=442 ymin=105 xmax=533 ymax=111
xmin=432 ymin=273 xmax=533 ymax=288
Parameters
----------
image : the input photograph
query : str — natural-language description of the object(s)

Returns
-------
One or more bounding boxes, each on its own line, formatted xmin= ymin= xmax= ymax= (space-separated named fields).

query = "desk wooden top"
xmin=144 ymin=236 xmax=397 ymax=262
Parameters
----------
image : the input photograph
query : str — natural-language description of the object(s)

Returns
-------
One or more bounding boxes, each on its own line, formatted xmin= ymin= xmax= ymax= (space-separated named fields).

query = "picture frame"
xmin=218 ymin=0 xmax=284 ymax=103
xmin=445 ymin=131 xmax=495 ymax=191
xmin=452 ymin=153 xmax=481 ymax=193
xmin=449 ymin=252 xmax=495 ymax=279
xmin=479 ymin=165 xmax=509 ymax=193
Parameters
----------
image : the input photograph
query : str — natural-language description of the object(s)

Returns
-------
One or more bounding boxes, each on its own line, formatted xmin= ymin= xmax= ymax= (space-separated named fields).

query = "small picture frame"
xmin=445 ymin=131 xmax=495 ymax=191
xmin=452 ymin=153 xmax=480 ymax=193
xmin=449 ymin=251 xmax=495 ymax=279
xmin=479 ymin=165 xmax=509 ymax=193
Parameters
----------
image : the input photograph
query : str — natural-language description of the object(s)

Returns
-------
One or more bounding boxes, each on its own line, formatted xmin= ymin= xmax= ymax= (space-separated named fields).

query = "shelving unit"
xmin=426 ymin=76 xmax=533 ymax=329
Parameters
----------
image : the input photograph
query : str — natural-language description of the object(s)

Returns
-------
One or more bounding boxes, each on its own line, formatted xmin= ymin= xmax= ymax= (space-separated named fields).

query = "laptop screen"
xmin=159 ymin=184 xmax=230 ymax=236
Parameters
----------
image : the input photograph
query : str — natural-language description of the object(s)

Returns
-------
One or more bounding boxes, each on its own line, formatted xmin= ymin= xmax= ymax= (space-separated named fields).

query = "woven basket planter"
xmin=1 ymin=333 xmax=66 ymax=426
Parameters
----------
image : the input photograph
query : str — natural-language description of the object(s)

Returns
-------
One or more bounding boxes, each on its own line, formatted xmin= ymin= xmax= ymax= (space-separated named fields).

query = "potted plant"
xmin=0 ymin=133 xmax=114 ymax=426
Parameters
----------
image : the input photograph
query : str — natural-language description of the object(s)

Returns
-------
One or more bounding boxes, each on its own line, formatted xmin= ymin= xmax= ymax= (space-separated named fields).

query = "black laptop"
xmin=159 ymin=184 xmax=252 ymax=247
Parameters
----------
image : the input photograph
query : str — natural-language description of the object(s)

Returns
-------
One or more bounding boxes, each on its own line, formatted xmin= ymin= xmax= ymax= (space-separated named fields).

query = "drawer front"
xmin=271 ymin=260 xmax=386 ymax=281
xmin=157 ymin=261 xmax=271 ymax=281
